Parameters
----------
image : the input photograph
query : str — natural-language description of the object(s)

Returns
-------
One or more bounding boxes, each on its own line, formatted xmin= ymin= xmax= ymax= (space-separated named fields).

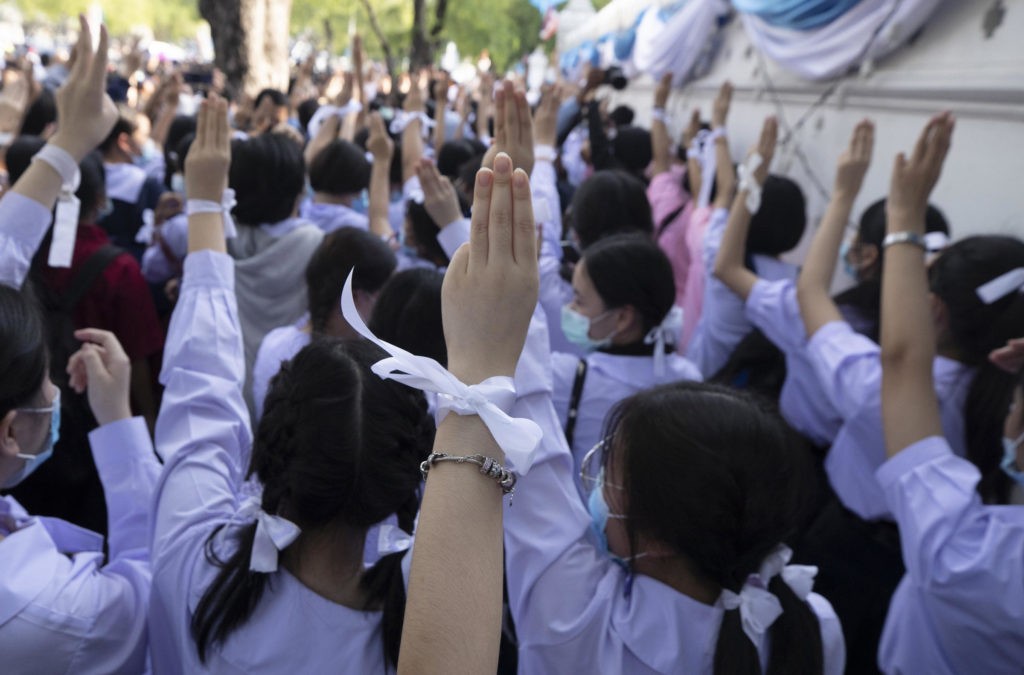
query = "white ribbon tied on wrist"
xmin=339 ymin=271 xmax=542 ymax=474
xmin=976 ymin=267 xmax=1024 ymax=305
xmin=389 ymin=111 xmax=436 ymax=136
xmin=235 ymin=499 xmax=301 ymax=573
xmin=737 ymin=153 xmax=764 ymax=214
xmin=186 ymin=188 xmax=238 ymax=239
xmin=644 ymin=306 xmax=684 ymax=378
xmin=717 ymin=544 xmax=818 ymax=647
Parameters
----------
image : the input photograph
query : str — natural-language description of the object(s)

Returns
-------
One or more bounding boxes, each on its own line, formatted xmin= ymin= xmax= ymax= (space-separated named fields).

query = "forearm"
xmin=433 ymin=101 xmax=446 ymax=150
xmin=402 ymin=120 xmax=424 ymax=183
xmin=399 ymin=413 xmax=505 ymax=675
xmin=368 ymin=162 xmax=393 ymax=239
xmin=304 ymin=115 xmax=340 ymax=167
xmin=150 ymin=101 xmax=178 ymax=148
xmin=711 ymin=136 xmax=734 ymax=209
xmin=881 ymin=225 xmax=942 ymax=456
xmin=796 ymin=194 xmax=853 ymax=335
xmin=713 ymin=194 xmax=758 ymax=300
xmin=187 ymin=212 xmax=226 ymax=254
xmin=651 ymin=119 xmax=671 ymax=176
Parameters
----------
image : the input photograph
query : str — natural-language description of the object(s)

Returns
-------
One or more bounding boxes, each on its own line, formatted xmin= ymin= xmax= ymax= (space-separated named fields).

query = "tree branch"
xmin=357 ymin=0 xmax=396 ymax=86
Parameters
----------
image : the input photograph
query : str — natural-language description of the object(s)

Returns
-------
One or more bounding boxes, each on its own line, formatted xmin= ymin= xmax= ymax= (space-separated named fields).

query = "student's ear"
xmin=929 ymin=292 xmax=950 ymax=334
xmin=615 ymin=305 xmax=639 ymax=334
xmin=0 ymin=410 xmax=20 ymax=460
xmin=117 ymin=131 xmax=134 ymax=155
xmin=860 ymin=243 xmax=880 ymax=274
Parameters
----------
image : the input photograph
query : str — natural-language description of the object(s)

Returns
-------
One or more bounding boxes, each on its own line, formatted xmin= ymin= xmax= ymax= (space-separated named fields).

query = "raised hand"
xmin=750 ymin=115 xmax=778 ymax=184
xmin=67 ymin=329 xmax=132 ymax=426
xmin=184 ymin=94 xmax=231 ymax=203
xmin=681 ymin=108 xmax=702 ymax=148
xmin=367 ymin=111 xmax=394 ymax=160
xmin=482 ymin=80 xmax=534 ymax=176
xmin=711 ymin=80 xmax=733 ymax=130
xmin=417 ymin=159 xmax=463 ymax=228
xmin=533 ymin=84 xmax=564 ymax=148
xmin=50 ymin=15 xmax=119 ymax=161
xmin=834 ymin=120 xmax=874 ymax=199
xmin=404 ymin=74 xmax=425 ymax=112
xmin=442 ymin=153 xmax=538 ymax=385
xmin=887 ymin=112 xmax=954 ymax=231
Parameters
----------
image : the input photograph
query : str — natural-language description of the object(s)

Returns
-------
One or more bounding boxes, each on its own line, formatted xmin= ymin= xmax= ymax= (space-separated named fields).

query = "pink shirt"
xmin=646 ymin=168 xmax=692 ymax=308
xmin=679 ymin=205 xmax=716 ymax=350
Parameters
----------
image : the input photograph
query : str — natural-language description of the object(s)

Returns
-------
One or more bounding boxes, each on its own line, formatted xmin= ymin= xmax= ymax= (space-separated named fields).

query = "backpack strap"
xmin=564 ymin=358 xmax=589 ymax=448
xmin=656 ymin=203 xmax=686 ymax=240
xmin=61 ymin=245 xmax=124 ymax=313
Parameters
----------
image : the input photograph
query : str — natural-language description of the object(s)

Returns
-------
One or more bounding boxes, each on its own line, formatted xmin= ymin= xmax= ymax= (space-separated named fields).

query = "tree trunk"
xmin=358 ymin=0 xmax=397 ymax=86
xmin=409 ymin=0 xmax=432 ymax=70
xmin=199 ymin=0 xmax=292 ymax=96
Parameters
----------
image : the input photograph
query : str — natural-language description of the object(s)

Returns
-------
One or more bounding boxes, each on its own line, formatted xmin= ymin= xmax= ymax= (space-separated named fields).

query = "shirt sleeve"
xmin=877 ymin=436 xmax=1024 ymax=622
xmin=0 ymin=191 xmax=54 ymax=288
xmin=435 ymin=217 xmax=470 ymax=259
xmin=151 ymin=250 xmax=252 ymax=596
xmin=531 ymin=150 xmax=564 ymax=262
xmin=806 ymin=320 xmax=881 ymax=418
xmin=745 ymin=278 xmax=805 ymax=353
xmin=690 ymin=207 xmax=750 ymax=376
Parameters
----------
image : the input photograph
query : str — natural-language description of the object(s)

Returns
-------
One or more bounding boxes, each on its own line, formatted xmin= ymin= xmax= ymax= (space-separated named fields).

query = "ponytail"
xmin=712 ymin=598 xmax=761 ymax=675
xmin=765 ymin=576 xmax=824 ymax=675
xmin=191 ymin=523 xmax=269 ymax=663
xmin=965 ymin=362 xmax=1015 ymax=504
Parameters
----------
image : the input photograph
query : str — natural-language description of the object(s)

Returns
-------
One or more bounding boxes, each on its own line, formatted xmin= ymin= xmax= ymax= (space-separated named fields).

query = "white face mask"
xmin=170 ymin=173 xmax=185 ymax=194
xmin=1001 ymin=431 xmax=1024 ymax=485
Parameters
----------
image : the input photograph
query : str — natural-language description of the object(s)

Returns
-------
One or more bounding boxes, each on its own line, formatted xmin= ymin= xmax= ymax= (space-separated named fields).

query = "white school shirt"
xmin=150 ymin=251 xmax=405 ymax=674
xmin=876 ymin=436 xmax=1024 ymax=675
xmin=250 ymin=318 xmax=311 ymax=422
xmin=806 ymin=321 xmax=974 ymax=521
xmin=299 ymin=199 xmax=370 ymax=234
xmin=0 ymin=418 xmax=158 ymax=675
xmin=744 ymin=278 xmax=843 ymax=447
xmin=686 ymin=207 xmax=798 ymax=377
xmin=142 ymin=212 xmax=188 ymax=284
xmin=0 ymin=191 xmax=53 ymax=288
xmin=504 ymin=307 xmax=846 ymax=675
xmin=552 ymin=349 xmax=702 ymax=472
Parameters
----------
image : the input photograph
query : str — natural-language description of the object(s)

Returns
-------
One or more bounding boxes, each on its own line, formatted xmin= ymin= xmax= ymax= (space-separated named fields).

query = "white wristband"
xmin=534 ymin=144 xmax=557 ymax=163
xmin=32 ymin=144 xmax=81 ymax=192
xmin=186 ymin=188 xmax=238 ymax=239
xmin=651 ymin=107 xmax=669 ymax=123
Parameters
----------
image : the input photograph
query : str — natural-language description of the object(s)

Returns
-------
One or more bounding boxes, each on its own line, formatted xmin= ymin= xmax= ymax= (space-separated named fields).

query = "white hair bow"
xmin=235 ymin=499 xmax=301 ymax=573
xmin=644 ymin=306 xmax=684 ymax=378
xmin=717 ymin=544 xmax=818 ymax=647
xmin=376 ymin=523 xmax=414 ymax=557
xmin=977 ymin=267 xmax=1024 ymax=305
xmin=339 ymin=272 xmax=542 ymax=474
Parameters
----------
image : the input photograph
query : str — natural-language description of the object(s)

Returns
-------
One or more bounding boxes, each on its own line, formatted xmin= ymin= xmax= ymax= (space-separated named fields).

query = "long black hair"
xmin=605 ymin=381 xmax=824 ymax=675
xmin=190 ymin=339 xmax=434 ymax=668
xmin=0 ymin=285 xmax=48 ymax=419
xmin=929 ymin=235 xmax=1024 ymax=504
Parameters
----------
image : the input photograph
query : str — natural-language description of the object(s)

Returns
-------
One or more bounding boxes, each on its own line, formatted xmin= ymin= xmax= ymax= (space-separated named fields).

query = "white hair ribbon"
xmin=307 ymin=102 xmax=365 ymax=139
xmin=976 ymin=267 xmax=1024 ymax=305
xmin=235 ymin=499 xmax=302 ymax=573
xmin=718 ymin=544 xmax=818 ymax=647
xmin=923 ymin=231 xmax=950 ymax=254
xmin=376 ymin=523 xmax=414 ymax=557
xmin=339 ymin=271 xmax=542 ymax=474
xmin=389 ymin=111 xmax=436 ymax=136
xmin=186 ymin=188 xmax=238 ymax=239
xmin=737 ymin=153 xmax=764 ymax=214
xmin=644 ymin=306 xmax=684 ymax=378
xmin=696 ymin=128 xmax=725 ymax=208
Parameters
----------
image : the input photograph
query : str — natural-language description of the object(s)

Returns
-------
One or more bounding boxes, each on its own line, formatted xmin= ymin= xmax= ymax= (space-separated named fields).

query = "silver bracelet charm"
xmin=420 ymin=452 xmax=517 ymax=496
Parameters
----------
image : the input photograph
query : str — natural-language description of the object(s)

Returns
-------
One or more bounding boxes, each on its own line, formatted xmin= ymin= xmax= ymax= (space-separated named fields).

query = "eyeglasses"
xmin=580 ymin=437 xmax=624 ymax=495
xmin=17 ymin=389 xmax=59 ymax=416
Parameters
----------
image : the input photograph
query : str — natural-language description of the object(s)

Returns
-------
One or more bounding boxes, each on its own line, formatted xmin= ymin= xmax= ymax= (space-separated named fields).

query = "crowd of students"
xmin=1 ymin=17 xmax=1023 ymax=674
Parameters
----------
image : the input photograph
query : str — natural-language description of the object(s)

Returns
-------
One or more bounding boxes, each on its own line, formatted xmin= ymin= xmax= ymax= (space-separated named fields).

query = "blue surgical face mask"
xmin=1001 ymin=431 xmax=1024 ymax=485
xmin=561 ymin=305 xmax=615 ymax=352
xmin=351 ymin=189 xmax=370 ymax=215
xmin=170 ymin=173 xmax=185 ymax=194
xmin=3 ymin=390 xmax=60 ymax=489
xmin=586 ymin=469 xmax=632 ymax=565
xmin=840 ymin=240 xmax=859 ymax=280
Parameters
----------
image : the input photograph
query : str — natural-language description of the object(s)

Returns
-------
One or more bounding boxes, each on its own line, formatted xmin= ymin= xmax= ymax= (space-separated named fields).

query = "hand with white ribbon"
xmin=644 ymin=306 xmax=684 ymax=378
xmin=737 ymin=116 xmax=778 ymax=214
xmin=184 ymin=94 xmax=232 ymax=254
xmin=718 ymin=544 xmax=818 ymax=647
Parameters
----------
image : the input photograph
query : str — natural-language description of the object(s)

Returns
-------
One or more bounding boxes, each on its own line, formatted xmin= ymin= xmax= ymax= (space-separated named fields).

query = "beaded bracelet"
xmin=420 ymin=452 xmax=517 ymax=496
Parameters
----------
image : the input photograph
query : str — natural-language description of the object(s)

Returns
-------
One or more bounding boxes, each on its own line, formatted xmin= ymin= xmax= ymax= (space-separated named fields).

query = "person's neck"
xmin=610 ymin=324 xmax=644 ymax=347
xmin=313 ymin=191 xmax=356 ymax=207
xmin=280 ymin=522 xmax=371 ymax=609
xmin=633 ymin=554 xmax=720 ymax=606
xmin=103 ymin=150 xmax=132 ymax=165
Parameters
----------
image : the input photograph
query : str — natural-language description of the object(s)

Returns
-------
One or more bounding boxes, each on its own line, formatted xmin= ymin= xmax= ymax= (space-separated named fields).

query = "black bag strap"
xmin=564 ymin=358 xmax=589 ymax=447
xmin=61 ymin=244 xmax=124 ymax=312
xmin=656 ymin=203 xmax=686 ymax=240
